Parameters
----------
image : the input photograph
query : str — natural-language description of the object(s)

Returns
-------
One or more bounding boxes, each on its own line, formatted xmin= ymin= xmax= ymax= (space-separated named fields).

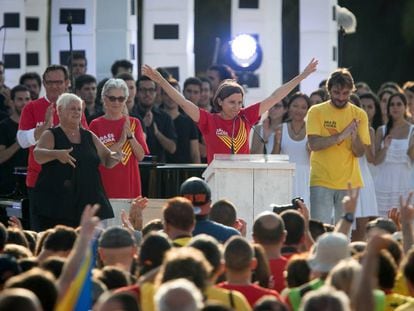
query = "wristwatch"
xmin=342 ymin=212 xmax=354 ymax=223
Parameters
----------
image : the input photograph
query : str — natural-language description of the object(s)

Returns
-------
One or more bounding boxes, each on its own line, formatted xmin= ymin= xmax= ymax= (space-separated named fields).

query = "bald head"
xmin=253 ymin=212 xmax=285 ymax=245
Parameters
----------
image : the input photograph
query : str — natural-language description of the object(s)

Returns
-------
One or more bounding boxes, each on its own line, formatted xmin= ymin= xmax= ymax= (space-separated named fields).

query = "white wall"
xmin=142 ymin=0 xmax=194 ymax=81
xmin=96 ymin=0 xmax=138 ymax=80
xmin=300 ymin=0 xmax=338 ymax=95
xmin=1 ymin=0 xmax=48 ymax=87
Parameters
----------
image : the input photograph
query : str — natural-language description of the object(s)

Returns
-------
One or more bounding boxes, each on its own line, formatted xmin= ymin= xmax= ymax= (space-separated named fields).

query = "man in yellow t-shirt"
xmin=306 ymin=68 xmax=370 ymax=224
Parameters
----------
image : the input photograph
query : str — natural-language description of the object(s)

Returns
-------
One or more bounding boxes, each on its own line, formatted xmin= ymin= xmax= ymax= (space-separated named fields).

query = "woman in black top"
xmin=33 ymin=93 xmax=122 ymax=231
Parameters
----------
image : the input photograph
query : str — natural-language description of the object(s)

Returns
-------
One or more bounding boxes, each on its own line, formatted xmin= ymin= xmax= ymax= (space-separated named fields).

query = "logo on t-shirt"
xmin=100 ymin=133 xmax=116 ymax=145
xmin=323 ymin=120 xmax=344 ymax=145
xmin=323 ymin=120 xmax=337 ymax=129
xmin=215 ymin=123 xmax=248 ymax=153
xmin=216 ymin=128 xmax=229 ymax=137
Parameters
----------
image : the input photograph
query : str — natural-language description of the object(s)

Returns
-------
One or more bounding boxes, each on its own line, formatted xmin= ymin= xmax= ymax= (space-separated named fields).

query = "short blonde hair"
xmin=56 ymin=93 xmax=82 ymax=110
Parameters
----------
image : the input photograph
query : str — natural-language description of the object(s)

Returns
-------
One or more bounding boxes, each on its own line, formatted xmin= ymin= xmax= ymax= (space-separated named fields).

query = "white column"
xmin=300 ymin=0 xmax=338 ymax=95
xmin=231 ymin=0 xmax=283 ymax=106
xmin=142 ymin=0 xmax=194 ymax=82
xmin=96 ymin=0 xmax=138 ymax=80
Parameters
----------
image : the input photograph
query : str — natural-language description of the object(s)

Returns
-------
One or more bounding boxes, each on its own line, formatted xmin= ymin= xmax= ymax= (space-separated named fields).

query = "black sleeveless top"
xmin=34 ymin=127 xmax=113 ymax=226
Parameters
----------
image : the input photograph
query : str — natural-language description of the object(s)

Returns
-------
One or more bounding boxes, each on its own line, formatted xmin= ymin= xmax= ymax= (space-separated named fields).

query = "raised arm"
xmin=142 ymin=65 xmax=200 ymax=122
xmin=258 ymin=58 xmax=318 ymax=115
xmin=400 ymin=192 xmax=414 ymax=254
xmin=57 ymin=204 xmax=100 ymax=301
xmin=353 ymin=234 xmax=391 ymax=311
xmin=334 ymin=183 xmax=359 ymax=236
xmin=296 ymin=200 xmax=314 ymax=250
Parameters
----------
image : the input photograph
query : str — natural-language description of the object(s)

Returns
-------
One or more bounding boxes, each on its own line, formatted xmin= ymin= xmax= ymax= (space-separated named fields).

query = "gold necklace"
xmin=290 ymin=122 xmax=305 ymax=137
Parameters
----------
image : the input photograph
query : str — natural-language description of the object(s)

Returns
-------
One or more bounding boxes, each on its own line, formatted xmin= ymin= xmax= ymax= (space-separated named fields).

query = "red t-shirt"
xmin=197 ymin=103 xmax=260 ymax=163
xmin=18 ymin=97 xmax=89 ymax=187
xmin=217 ymin=282 xmax=283 ymax=307
xmin=89 ymin=116 xmax=149 ymax=198
xmin=268 ymin=256 xmax=289 ymax=293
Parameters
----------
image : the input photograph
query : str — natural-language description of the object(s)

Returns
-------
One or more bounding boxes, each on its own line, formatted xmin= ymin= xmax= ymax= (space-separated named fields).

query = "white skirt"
xmin=375 ymin=161 xmax=411 ymax=217
xmin=355 ymin=156 xmax=378 ymax=218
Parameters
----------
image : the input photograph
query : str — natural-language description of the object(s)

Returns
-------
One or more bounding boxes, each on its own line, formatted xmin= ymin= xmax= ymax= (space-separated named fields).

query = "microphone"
xmin=66 ymin=14 xmax=72 ymax=33
xmin=241 ymin=114 xmax=268 ymax=155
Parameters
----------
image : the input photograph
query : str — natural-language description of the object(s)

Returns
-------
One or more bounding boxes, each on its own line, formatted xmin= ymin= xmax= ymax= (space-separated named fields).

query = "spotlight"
xmin=336 ymin=5 xmax=357 ymax=34
xmin=227 ymin=34 xmax=262 ymax=72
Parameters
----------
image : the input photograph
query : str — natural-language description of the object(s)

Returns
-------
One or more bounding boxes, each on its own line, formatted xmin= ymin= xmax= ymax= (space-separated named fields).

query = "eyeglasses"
xmin=138 ymin=88 xmax=156 ymax=94
xmin=44 ymin=80 xmax=65 ymax=86
xmin=105 ymin=95 xmax=126 ymax=103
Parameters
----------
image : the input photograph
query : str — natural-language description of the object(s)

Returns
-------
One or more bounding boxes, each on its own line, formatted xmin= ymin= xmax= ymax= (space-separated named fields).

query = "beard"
xmin=331 ymin=99 xmax=348 ymax=109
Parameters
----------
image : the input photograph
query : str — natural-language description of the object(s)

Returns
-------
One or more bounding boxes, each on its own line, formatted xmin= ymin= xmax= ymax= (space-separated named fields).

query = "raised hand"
xmin=142 ymin=65 xmax=164 ymax=84
xmin=350 ymin=119 xmax=361 ymax=140
xmin=296 ymin=200 xmax=310 ymax=222
xmin=56 ymin=147 xmax=76 ymax=168
xmin=79 ymin=204 xmax=101 ymax=238
xmin=399 ymin=192 xmax=414 ymax=224
xmin=387 ymin=207 xmax=401 ymax=230
xmin=342 ymin=182 xmax=359 ymax=214
xmin=44 ymin=104 xmax=55 ymax=128
xmin=366 ymin=233 xmax=392 ymax=254
xmin=234 ymin=218 xmax=247 ymax=237
xmin=8 ymin=216 xmax=23 ymax=230
xmin=121 ymin=209 xmax=135 ymax=234
xmin=35 ymin=104 xmax=55 ymax=140
xmin=129 ymin=196 xmax=148 ymax=230
xmin=120 ymin=117 xmax=132 ymax=144
xmin=339 ymin=119 xmax=358 ymax=142
xmin=301 ymin=58 xmax=319 ymax=78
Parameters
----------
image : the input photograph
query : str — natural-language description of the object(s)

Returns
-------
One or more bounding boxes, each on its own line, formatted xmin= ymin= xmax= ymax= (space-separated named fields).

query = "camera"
xmin=271 ymin=197 xmax=304 ymax=214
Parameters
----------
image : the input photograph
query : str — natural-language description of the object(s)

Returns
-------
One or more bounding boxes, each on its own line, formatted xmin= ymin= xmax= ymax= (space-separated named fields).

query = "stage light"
xmin=227 ymin=34 xmax=262 ymax=72
xmin=230 ymin=34 xmax=258 ymax=68
xmin=336 ymin=5 xmax=357 ymax=34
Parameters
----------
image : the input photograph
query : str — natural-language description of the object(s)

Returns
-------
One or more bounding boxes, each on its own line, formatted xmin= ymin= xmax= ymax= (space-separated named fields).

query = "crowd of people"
xmin=1 ymin=54 xmax=414 ymax=310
